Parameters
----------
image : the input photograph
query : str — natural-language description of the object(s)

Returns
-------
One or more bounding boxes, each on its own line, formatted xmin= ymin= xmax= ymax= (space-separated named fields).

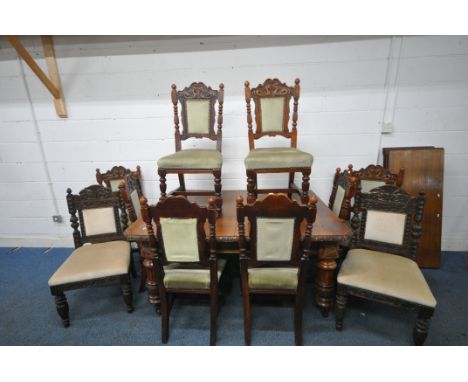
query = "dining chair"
xmin=236 ymin=193 xmax=318 ymax=345
xmin=140 ymin=195 xmax=230 ymax=345
xmin=157 ymin=82 xmax=224 ymax=214
xmin=119 ymin=172 xmax=146 ymax=292
xmin=244 ymin=78 xmax=313 ymax=204
xmin=335 ymin=184 xmax=436 ymax=345
xmin=48 ymin=185 xmax=133 ymax=327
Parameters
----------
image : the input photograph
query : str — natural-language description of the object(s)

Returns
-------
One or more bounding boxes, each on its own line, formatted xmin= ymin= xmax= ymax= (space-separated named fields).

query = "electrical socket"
xmin=381 ymin=122 xmax=394 ymax=134
xmin=52 ymin=215 xmax=63 ymax=223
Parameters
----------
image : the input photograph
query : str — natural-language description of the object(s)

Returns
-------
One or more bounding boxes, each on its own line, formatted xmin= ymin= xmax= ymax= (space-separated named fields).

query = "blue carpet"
xmin=0 ymin=248 xmax=467 ymax=345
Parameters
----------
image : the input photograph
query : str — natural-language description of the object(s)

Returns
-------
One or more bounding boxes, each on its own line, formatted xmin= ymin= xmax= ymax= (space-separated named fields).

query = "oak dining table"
xmin=124 ymin=190 xmax=352 ymax=316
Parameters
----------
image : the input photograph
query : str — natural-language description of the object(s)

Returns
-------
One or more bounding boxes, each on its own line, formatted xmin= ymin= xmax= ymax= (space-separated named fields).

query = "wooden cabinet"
xmin=383 ymin=147 xmax=444 ymax=268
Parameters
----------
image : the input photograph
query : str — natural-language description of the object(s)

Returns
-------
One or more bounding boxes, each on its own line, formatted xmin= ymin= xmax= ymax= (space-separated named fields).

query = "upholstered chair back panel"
xmin=256 ymin=217 xmax=295 ymax=261
xmin=186 ymin=99 xmax=210 ymax=134
xmin=364 ymin=210 xmax=406 ymax=245
xmin=82 ymin=207 xmax=117 ymax=236
xmin=109 ymin=179 xmax=124 ymax=192
xmin=130 ymin=189 xmax=141 ymax=219
xmin=260 ymin=97 xmax=285 ymax=132
xmin=160 ymin=218 xmax=199 ymax=262
xmin=332 ymin=185 xmax=346 ymax=216
xmin=360 ymin=179 xmax=386 ymax=193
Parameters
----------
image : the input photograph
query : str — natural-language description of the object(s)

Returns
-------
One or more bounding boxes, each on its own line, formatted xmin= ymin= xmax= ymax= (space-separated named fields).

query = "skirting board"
xmin=0 ymin=235 xmax=74 ymax=248
xmin=0 ymin=235 xmax=467 ymax=252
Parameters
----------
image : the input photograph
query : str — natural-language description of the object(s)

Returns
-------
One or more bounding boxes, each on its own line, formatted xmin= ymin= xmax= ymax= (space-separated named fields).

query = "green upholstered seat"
xmin=48 ymin=241 xmax=131 ymax=287
xmin=157 ymin=149 xmax=222 ymax=170
xmin=248 ymin=267 xmax=298 ymax=290
xmin=338 ymin=249 xmax=437 ymax=307
xmin=244 ymin=147 xmax=313 ymax=170
xmin=163 ymin=259 xmax=227 ymax=289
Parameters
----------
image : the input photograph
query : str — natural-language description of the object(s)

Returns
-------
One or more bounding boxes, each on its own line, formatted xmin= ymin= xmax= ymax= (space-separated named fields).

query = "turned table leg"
xmin=315 ymin=243 xmax=339 ymax=317
xmin=141 ymin=243 xmax=161 ymax=315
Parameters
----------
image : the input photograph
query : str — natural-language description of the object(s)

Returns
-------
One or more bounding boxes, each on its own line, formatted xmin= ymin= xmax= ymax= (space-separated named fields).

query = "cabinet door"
xmin=383 ymin=147 xmax=444 ymax=268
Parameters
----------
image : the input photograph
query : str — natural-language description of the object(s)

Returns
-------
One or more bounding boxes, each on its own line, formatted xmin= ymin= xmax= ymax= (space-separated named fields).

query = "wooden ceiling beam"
xmin=41 ymin=36 xmax=67 ymax=117
xmin=6 ymin=35 xmax=68 ymax=118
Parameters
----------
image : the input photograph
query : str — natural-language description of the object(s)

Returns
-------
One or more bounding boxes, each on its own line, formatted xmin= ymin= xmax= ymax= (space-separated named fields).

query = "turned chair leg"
xmin=242 ymin=289 xmax=251 ymax=345
xmin=178 ymin=173 xmax=186 ymax=191
xmin=160 ymin=292 xmax=170 ymax=344
xmin=301 ymin=168 xmax=311 ymax=204
xmin=158 ymin=169 xmax=167 ymax=198
xmin=213 ymin=169 xmax=223 ymax=215
xmin=288 ymin=172 xmax=295 ymax=198
xmin=120 ymin=277 xmax=134 ymax=313
xmin=210 ymin=287 xmax=218 ymax=346
xmin=413 ymin=307 xmax=434 ymax=346
xmin=246 ymin=170 xmax=256 ymax=204
xmin=54 ymin=292 xmax=70 ymax=328
xmin=335 ymin=288 xmax=347 ymax=331
xmin=294 ymin=294 xmax=304 ymax=346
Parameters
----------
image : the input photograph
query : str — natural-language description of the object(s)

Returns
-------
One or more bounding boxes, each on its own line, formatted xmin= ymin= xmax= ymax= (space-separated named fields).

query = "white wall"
xmin=0 ymin=35 xmax=467 ymax=250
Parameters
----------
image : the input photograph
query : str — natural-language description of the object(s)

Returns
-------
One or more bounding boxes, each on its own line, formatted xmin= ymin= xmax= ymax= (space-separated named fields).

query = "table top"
xmin=124 ymin=190 xmax=351 ymax=243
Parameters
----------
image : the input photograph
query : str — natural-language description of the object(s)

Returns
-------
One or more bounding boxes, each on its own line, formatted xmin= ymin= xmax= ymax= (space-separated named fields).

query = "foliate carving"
xmin=79 ymin=184 xmax=113 ymax=199
xmin=96 ymin=166 xmax=141 ymax=191
xmin=353 ymin=164 xmax=402 ymax=185
xmin=364 ymin=185 xmax=416 ymax=211
xmin=177 ymin=82 xmax=218 ymax=100
xmin=251 ymin=78 xmax=294 ymax=97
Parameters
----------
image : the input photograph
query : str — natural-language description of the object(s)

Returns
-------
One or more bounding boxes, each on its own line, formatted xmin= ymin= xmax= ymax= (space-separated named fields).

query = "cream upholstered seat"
xmin=245 ymin=147 xmax=313 ymax=170
xmin=163 ymin=259 xmax=227 ymax=289
xmin=48 ymin=241 xmax=131 ymax=287
xmin=158 ymin=149 xmax=222 ymax=170
xmin=248 ymin=267 xmax=298 ymax=290
xmin=338 ymin=249 xmax=436 ymax=307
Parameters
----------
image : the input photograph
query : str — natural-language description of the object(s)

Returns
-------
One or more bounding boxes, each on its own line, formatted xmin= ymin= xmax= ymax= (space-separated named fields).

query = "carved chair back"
xmin=66 ymin=185 xmax=128 ymax=248
xmin=244 ymin=78 xmax=300 ymax=151
xmin=141 ymin=195 xmax=217 ymax=267
xmin=172 ymin=82 xmax=224 ymax=152
xmin=119 ymin=172 xmax=144 ymax=223
xmin=96 ymin=165 xmax=142 ymax=193
xmin=350 ymin=185 xmax=425 ymax=260
xmin=236 ymin=193 xmax=317 ymax=268
xmin=328 ymin=165 xmax=358 ymax=221
xmin=350 ymin=164 xmax=404 ymax=194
